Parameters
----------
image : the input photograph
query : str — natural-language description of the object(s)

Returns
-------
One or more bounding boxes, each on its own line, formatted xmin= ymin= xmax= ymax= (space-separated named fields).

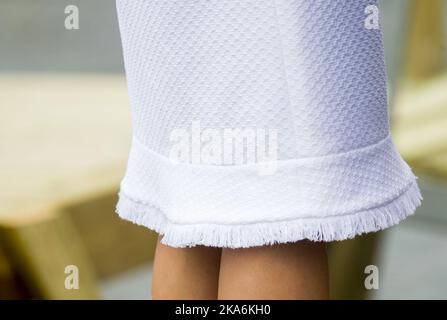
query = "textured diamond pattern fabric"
xmin=115 ymin=0 xmax=422 ymax=248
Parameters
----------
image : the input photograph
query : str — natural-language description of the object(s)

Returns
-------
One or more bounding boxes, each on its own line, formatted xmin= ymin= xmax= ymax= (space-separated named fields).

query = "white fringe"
xmin=116 ymin=181 xmax=422 ymax=248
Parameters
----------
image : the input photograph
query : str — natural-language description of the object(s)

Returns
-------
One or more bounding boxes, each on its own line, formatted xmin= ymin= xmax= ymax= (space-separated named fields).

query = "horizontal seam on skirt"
xmin=131 ymin=132 xmax=392 ymax=169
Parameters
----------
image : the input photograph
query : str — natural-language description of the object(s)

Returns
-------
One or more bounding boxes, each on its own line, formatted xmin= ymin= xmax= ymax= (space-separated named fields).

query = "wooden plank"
xmin=0 ymin=242 xmax=31 ymax=299
xmin=400 ymin=0 xmax=445 ymax=83
xmin=0 ymin=73 xmax=131 ymax=219
xmin=392 ymin=76 xmax=447 ymax=163
xmin=416 ymin=152 xmax=447 ymax=179
xmin=393 ymin=117 xmax=447 ymax=163
xmin=393 ymin=75 xmax=447 ymax=128
xmin=65 ymin=190 xmax=158 ymax=279
xmin=0 ymin=207 xmax=99 ymax=299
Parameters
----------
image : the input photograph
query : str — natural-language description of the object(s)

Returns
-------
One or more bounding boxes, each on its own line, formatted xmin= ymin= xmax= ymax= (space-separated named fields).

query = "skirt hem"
xmin=115 ymin=180 xmax=422 ymax=248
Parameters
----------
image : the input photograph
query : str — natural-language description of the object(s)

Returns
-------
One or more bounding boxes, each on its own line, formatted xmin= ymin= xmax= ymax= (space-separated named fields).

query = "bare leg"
xmin=218 ymin=241 xmax=329 ymax=300
xmin=151 ymin=236 xmax=222 ymax=299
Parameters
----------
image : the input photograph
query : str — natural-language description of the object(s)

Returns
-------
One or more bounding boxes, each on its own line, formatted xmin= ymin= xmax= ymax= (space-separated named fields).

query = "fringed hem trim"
xmin=116 ymin=180 xmax=422 ymax=248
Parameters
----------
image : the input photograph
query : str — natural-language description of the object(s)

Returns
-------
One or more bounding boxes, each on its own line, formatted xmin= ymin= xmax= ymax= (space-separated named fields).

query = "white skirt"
xmin=115 ymin=0 xmax=422 ymax=248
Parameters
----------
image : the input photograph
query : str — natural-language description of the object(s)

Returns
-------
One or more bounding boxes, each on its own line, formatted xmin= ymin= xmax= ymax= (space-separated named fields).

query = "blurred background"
xmin=0 ymin=0 xmax=446 ymax=300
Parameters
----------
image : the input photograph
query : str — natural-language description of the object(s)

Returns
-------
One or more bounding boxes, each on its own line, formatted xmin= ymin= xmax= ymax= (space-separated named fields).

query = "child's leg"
xmin=218 ymin=241 xmax=329 ymax=300
xmin=151 ymin=237 xmax=222 ymax=299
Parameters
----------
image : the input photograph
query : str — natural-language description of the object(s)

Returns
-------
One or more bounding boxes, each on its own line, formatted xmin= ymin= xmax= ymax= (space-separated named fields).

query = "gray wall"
xmin=0 ymin=0 xmax=123 ymax=72
xmin=0 ymin=0 xmax=427 ymax=80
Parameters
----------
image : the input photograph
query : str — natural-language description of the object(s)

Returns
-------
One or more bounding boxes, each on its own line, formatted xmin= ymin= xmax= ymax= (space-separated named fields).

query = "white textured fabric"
xmin=115 ymin=0 xmax=422 ymax=248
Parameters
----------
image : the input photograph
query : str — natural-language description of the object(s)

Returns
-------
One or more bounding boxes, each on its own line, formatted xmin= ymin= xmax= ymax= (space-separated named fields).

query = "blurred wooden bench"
xmin=0 ymin=74 xmax=157 ymax=299
xmin=392 ymin=0 xmax=447 ymax=179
